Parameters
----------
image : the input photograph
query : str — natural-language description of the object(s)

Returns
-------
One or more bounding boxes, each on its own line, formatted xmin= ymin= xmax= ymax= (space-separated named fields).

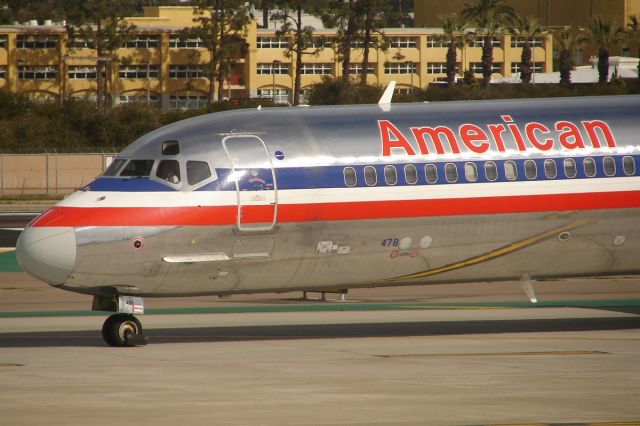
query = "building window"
xmin=18 ymin=66 xmax=57 ymax=80
xmin=257 ymin=88 xmax=289 ymax=104
xmin=426 ymin=62 xmax=448 ymax=74
xmin=69 ymin=38 xmax=95 ymax=49
xmin=384 ymin=62 xmax=416 ymax=74
xmin=350 ymin=40 xmax=375 ymax=48
xmin=504 ymin=160 xmax=517 ymax=180
xmin=485 ymin=161 xmax=498 ymax=181
xmin=125 ymin=35 xmax=160 ymax=48
xmin=364 ymin=166 xmax=377 ymax=186
xmin=511 ymin=62 xmax=543 ymax=74
xmin=524 ymin=159 xmax=537 ymax=180
xmin=384 ymin=165 xmax=397 ymax=185
xmin=169 ymin=36 xmax=206 ymax=48
xmin=426 ymin=36 xmax=446 ymax=48
xmin=564 ymin=158 xmax=577 ymax=178
xmin=300 ymin=63 xmax=332 ymax=75
xmin=425 ymin=164 xmax=438 ymax=184
xmin=603 ymin=156 xmax=616 ymax=176
xmin=257 ymin=62 xmax=289 ymax=75
xmin=343 ymin=167 xmax=357 ymax=187
xmin=464 ymin=162 xmax=478 ymax=182
xmin=584 ymin=157 xmax=596 ymax=177
xmin=0 ymin=35 xmax=7 ymax=49
xmin=0 ymin=66 xmax=6 ymax=80
xmin=310 ymin=37 xmax=333 ymax=48
xmin=470 ymin=36 xmax=501 ymax=48
xmin=510 ymin=37 xmax=542 ymax=48
xmin=257 ymin=36 xmax=289 ymax=48
xmin=169 ymin=94 xmax=208 ymax=110
xmin=389 ymin=36 xmax=417 ymax=48
xmin=68 ymin=66 xmax=97 ymax=79
xmin=349 ymin=63 xmax=374 ymax=75
xmin=119 ymin=65 xmax=159 ymax=79
xmin=623 ymin=156 xmax=636 ymax=176
xmin=16 ymin=34 xmax=58 ymax=48
xmin=169 ymin=65 xmax=205 ymax=79
xmin=119 ymin=93 xmax=160 ymax=107
xmin=544 ymin=159 xmax=557 ymax=179
xmin=404 ymin=164 xmax=418 ymax=184
xmin=470 ymin=62 xmax=502 ymax=74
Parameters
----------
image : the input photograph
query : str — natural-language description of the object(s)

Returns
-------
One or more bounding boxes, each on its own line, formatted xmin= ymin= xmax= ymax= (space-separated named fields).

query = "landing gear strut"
xmin=93 ymin=294 xmax=148 ymax=347
xmin=102 ymin=314 xmax=147 ymax=347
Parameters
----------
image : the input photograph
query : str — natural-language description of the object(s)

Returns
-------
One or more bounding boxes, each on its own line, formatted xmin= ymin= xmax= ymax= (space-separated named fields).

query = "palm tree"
xmin=628 ymin=15 xmax=640 ymax=77
xmin=579 ymin=18 xmax=626 ymax=84
xmin=555 ymin=27 xmax=578 ymax=87
xmin=440 ymin=14 xmax=471 ymax=86
xmin=509 ymin=14 xmax=544 ymax=83
xmin=462 ymin=0 xmax=515 ymax=87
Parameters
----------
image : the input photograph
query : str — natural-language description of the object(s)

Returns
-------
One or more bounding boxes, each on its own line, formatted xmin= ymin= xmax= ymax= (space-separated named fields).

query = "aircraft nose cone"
xmin=16 ymin=227 xmax=76 ymax=285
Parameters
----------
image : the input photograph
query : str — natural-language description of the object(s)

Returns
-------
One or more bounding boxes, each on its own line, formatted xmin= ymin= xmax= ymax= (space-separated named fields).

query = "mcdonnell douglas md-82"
xmin=16 ymin=85 xmax=640 ymax=346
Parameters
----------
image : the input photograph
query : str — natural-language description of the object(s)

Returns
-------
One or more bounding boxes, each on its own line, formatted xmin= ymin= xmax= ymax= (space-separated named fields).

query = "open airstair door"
xmin=222 ymin=135 xmax=278 ymax=232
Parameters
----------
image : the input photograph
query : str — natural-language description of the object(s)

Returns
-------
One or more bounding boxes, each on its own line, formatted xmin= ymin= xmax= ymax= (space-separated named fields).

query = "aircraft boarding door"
xmin=222 ymin=135 xmax=278 ymax=231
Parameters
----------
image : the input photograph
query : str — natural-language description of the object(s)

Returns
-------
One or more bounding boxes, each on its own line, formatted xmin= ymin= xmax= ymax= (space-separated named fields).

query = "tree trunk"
xmin=293 ymin=6 xmax=303 ymax=105
xmin=360 ymin=1 xmax=372 ymax=85
xmin=520 ymin=39 xmax=532 ymax=83
xmin=341 ymin=16 xmax=355 ymax=82
xmin=446 ymin=41 xmax=457 ymax=86
xmin=217 ymin=0 xmax=225 ymax=101
xmin=597 ymin=45 xmax=609 ymax=84
xmin=559 ymin=49 xmax=572 ymax=87
xmin=481 ymin=35 xmax=493 ymax=87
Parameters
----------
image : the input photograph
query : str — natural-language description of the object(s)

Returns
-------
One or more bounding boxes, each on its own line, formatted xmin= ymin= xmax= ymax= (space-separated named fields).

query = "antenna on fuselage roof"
xmin=378 ymin=80 xmax=396 ymax=106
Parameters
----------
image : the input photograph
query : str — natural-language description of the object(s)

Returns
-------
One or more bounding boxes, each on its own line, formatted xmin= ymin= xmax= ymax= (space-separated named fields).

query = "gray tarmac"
xmin=1 ymin=272 xmax=640 ymax=426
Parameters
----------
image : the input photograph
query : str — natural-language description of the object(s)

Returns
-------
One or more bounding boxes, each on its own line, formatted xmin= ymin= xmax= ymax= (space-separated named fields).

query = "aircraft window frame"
xmin=384 ymin=165 xmax=398 ymax=185
xmin=623 ymin=156 xmax=636 ymax=176
xmin=603 ymin=156 xmax=616 ymax=177
xmin=445 ymin=163 xmax=458 ymax=183
xmin=464 ymin=162 xmax=478 ymax=183
xmin=504 ymin=160 xmax=517 ymax=181
xmin=119 ymin=159 xmax=155 ymax=177
xmin=425 ymin=164 xmax=438 ymax=184
xmin=583 ymin=157 xmax=597 ymax=177
xmin=484 ymin=161 xmax=498 ymax=181
xmin=162 ymin=140 xmax=180 ymax=155
xmin=343 ymin=167 xmax=357 ymax=187
xmin=563 ymin=158 xmax=577 ymax=178
xmin=187 ymin=160 xmax=212 ymax=186
xmin=364 ymin=166 xmax=377 ymax=186
xmin=404 ymin=164 xmax=418 ymax=185
xmin=103 ymin=159 xmax=127 ymax=177
xmin=524 ymin=159 xmax=537 ymax=180
xmin=544 ymin=159 xmax=557 ymax=179
xmin=156 ymin=159 xmax=181 ymax=184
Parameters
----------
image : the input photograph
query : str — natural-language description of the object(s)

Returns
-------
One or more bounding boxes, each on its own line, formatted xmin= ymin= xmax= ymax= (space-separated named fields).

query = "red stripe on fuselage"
xmin=30 ymin=190 xmax=640 ymax=228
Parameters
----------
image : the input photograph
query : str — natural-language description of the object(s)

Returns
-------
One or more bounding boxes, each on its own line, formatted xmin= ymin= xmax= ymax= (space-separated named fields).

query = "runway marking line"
xmin=375 ymin=350 xmax=608 ymax=359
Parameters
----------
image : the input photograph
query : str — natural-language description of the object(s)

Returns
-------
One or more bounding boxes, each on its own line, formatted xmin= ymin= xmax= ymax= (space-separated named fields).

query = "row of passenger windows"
xmin=343 ymin=156 xmax=637 ymax=187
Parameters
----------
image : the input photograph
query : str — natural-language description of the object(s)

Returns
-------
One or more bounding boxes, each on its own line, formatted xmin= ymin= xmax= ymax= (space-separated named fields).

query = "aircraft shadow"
xmin=1 ymin=316 xmax=639 ymax=348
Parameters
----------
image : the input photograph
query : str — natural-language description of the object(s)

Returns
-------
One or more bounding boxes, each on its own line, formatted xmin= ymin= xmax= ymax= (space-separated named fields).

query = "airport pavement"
xmin=1 ymin=270 xmax=640 ymax=426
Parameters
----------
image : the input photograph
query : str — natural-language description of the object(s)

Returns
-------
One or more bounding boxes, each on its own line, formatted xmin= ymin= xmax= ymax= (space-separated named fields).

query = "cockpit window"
xmin=120 ymin=159 xmax=155 ymax=177
xmin=103 ymin=159 xmax=127 ymax=177
xmin=162 ymin=140 xmax=180 ymax=155
xmin=156 ymin=160 xmax=181 ymax=184
xmin=187 ymin=161 xmax=212 ymax=185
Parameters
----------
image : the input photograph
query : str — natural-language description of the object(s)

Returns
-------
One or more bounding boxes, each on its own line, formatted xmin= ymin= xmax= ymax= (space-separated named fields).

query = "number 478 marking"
xmin=381 ymin=238 xmax=399 ymax=247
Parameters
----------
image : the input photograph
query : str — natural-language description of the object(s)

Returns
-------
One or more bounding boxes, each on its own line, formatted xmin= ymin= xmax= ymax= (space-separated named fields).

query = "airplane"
xmin=15 ymin=84 xmax=640 ymax=346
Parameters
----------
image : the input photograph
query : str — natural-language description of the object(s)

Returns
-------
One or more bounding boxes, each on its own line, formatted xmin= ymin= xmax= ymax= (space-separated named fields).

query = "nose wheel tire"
xmin=102 ymin=314 xmax=147 ymax=347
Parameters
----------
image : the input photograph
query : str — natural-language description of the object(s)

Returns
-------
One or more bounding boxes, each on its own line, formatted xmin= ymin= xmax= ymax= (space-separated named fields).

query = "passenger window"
xmin=445 ymin=163 xmax=458 ymax=183
xmin=504 ymin=160 xmax=517 ymax=180
xmin=103 ymin=159 xmax=126 ymax=177
xmin=584 ymin=157 xmax=596 ymax=177
xmin=120 ymin=159 xmax=155 ymax=177
xmin=364 ymin=166 xmax=377 ymax=186
xmin=563 ymin=158 xmax=577 ymax=178
xmin=156 ymin=160 xmax=181 ymax=184
xmin=425 ymin=164 xmax=438 ymax=184
xmin=464 ymin=162 xmax=478 ymax=182
xmin=343 ymin=167 xmax=357 ymax=187
xmin=162 ymin=140 xmax=180 ymax=155
xmin=187 ymin=161 xmax=212 ymax=186
xmin=544 ymin=159 xmax=557 ymax=179
xmin=524 ymin=160 xmax=537 ymax=180
xmin=485 ymin=161 xmax=498 ymax=181
xmin=603 ymin=156 xmax=616 ymax=176
xmin=404 ymin=164 xmax=418 ymax=184
xmin=623 ymin=156 xmax=636 ymax=176
xmin=384 ymin=165 xmax=398 ymax=185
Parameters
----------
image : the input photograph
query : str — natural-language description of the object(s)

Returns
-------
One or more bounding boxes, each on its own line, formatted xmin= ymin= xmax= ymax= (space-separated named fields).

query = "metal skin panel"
xmin=18 ymin=95 xmax=640 ymax=298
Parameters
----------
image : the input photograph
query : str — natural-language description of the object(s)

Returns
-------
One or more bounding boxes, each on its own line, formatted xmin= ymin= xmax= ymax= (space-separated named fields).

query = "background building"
xmin=0 ymin=6 xmax=553 ymax=109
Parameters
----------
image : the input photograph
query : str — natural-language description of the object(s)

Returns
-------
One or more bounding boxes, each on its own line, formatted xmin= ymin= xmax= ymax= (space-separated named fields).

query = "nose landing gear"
xmin=102 ymin=314 xmax=147 ymax=347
